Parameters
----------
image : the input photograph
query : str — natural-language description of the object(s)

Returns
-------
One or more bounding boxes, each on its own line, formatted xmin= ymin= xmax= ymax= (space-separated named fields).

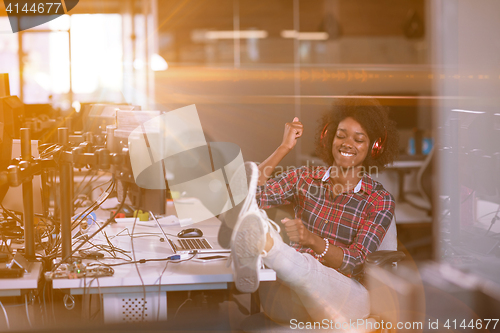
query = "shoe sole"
xmin=218 ymin=162 xmax=259 ymax=248
xmin=231 ymin=211 xmax=265 ymax=293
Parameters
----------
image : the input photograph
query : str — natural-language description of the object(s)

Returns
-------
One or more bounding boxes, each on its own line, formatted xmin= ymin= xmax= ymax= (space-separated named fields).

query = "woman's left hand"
xmin=282 ymin=218 xmax=316 ymax=247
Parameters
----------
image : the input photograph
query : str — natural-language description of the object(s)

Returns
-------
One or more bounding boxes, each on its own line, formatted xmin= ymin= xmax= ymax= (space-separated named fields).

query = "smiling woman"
xmin=219 ymin=97 xmax=401 ymax=326
xmin=316 ymin=98 xmax=399 ymax=171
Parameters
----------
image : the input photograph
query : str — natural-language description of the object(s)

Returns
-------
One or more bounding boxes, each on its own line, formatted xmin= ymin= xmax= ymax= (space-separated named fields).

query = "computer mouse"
xmin=177 ymin=228 xmax=203 ymax=238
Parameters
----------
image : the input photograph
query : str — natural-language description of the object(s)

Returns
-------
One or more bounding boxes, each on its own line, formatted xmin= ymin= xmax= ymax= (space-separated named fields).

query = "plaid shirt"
xmin=256 ymin=166 xmax=395 ymax=277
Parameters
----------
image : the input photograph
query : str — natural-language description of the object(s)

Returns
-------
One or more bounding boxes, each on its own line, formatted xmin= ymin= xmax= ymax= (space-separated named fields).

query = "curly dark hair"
xmin=315 ymin=98 xmax=399 ymax=170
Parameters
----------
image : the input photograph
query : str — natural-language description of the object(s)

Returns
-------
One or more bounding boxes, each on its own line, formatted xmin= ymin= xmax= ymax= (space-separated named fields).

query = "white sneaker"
xmin=230 ymin=162 xmax=280 ymax=293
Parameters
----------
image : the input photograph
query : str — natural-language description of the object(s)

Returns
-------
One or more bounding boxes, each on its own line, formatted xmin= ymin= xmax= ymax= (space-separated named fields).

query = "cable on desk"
xmin=110 ymin=227 xmax=173 ymax=240
xmin=157 ymin=261 xmax=169 ymax=320
xmin=0 ymin=203 xmax=24 ymax=224
xmin=63 ymin=294 xmax=75 ymax=310
xmin=37 ymin=290 xmax=45 ymax=326
xmin=77 ymin=238 xmax=132 ymax=261
xmin=94 ymin=255 xmax=182 ymax=267
xmin=49 ymin=181 xmax=117 ymax=265
xmin=0 ymin=300 xmax=10 ymax=329
xmin=41 ymin=273 xmax=49 ymax=324
xmin=73 ymin=177 xmax=111 ymax=211
xmin=486 ymin=204 xmax=500 ymax=236
xmin=0 ymin=235 xmax=13 ymax=255
xmin=82 ymin=273 xmax=89 ymax=320
xmin=39 ymin=143 xmax=62 ymax=158
xmin=51 ymin=285 xmax=56 ymax=324
xmin=71 ymin=180 xmax=115 ymax=229
xmin=174 ymin=291 xmax=192 ymax=319
xmin=89 ymin=274 xmax=103 ymax=321
xmin=83 ymin=276 xmax=100 ymax=321
xmin=131 ymin=211 xmax=147 ymax=321
xmin=72 ymin=169 xmax=96 ymax=200
xmin=25 ymin=294 xmax=32 ymax=328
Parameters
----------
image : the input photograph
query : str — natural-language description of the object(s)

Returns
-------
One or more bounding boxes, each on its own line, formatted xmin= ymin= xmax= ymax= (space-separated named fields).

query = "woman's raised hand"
xmin=280 ymin=117 xmax=303 ymax=151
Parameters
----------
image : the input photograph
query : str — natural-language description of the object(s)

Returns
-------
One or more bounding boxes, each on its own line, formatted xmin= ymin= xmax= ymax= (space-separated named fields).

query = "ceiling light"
xmin=281 ymin=30 xmax=329 ymax=41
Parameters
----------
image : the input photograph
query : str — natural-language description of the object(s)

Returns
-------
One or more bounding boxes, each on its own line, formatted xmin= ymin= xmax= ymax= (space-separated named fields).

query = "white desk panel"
xmin=0 ymin=262 xmax=43 ymax=296
xmin=52 ymin=217 xmax=276 ymax=293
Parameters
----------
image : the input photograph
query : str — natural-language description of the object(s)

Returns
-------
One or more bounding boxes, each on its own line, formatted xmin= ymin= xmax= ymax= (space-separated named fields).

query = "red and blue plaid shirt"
xmin=256 ymin=166 xmax=395 ymax=277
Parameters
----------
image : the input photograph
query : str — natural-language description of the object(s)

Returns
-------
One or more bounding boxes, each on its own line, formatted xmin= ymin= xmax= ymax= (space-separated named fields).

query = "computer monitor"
xmin=83 ymin=104 xmax=140 ymax=135
xmin=112 ymin=110 xmax=167 ymax=215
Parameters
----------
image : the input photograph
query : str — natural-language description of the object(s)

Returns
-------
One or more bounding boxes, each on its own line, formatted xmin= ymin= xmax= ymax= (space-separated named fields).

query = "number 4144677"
xmin=443 ymin=319 xmax=498 ymax=330
xmin=6 ymin=2 xmax=63 ymax=15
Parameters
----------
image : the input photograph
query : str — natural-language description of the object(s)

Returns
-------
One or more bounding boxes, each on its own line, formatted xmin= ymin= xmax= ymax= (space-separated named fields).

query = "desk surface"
xmin=52 ymin=216 xmax=276 ymax=294
xmin=0 ymin=261 xmax=43 ymax=296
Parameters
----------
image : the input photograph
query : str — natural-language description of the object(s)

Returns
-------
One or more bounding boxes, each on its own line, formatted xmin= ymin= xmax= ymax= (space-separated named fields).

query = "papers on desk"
xmin=114 ymin=215 xmax=192 ymax=227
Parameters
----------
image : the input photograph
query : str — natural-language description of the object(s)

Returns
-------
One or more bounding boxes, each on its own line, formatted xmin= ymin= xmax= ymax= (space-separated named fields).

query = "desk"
xmin=51 ymin=216 xmax=276 ymax=323
xmin=0 ymin=262 xmax=43 ymax=297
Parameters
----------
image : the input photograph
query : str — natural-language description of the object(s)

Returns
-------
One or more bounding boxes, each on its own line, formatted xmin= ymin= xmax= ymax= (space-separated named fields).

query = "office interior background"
xmin=1 ymin=0 xmax=500 ymax=332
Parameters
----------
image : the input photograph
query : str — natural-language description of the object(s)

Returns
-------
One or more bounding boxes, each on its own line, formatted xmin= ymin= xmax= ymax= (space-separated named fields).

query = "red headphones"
xmin=370 ymin=129 xmax=387 ymax=159
xmin=320 ymin=122 xmax=331 ymax=148
xmin=320 ymin=122 xmax=387 ymax=160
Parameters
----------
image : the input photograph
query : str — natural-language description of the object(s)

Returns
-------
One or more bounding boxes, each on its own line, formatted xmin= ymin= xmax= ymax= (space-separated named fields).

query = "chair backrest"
xmin=377 ymin=217 xmax=397 ymax=251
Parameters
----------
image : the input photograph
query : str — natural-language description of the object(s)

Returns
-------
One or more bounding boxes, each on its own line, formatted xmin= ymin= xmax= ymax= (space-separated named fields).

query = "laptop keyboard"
xmin=177 ymin=238 xmax=213 ymax=250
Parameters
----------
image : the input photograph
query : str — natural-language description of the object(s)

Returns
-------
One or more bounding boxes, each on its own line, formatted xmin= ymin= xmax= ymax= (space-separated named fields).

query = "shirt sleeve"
xmin=338 ymin=191 xmax=395 ymax=276
xmin=256 ymin=167 xmax=304 ymax=209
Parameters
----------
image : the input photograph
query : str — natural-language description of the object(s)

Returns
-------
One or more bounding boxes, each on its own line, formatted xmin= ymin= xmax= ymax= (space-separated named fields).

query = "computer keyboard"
xmin=177 ymin=238 xmax=213 ymax=250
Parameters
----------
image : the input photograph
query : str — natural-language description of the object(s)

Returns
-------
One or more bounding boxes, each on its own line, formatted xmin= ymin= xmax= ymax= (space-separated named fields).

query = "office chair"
xmin=240 ymin=218 xmax=405 ymax=333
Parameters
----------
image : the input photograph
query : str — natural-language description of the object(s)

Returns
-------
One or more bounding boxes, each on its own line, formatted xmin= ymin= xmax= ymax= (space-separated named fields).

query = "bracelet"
xmin=316 ymin=238 xmax=329 ymax=258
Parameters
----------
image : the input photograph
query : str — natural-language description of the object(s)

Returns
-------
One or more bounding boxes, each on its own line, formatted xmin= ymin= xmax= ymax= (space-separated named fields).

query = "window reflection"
xmin=71 ymin=14 xmax=123 ymax=102
xmin=22 ymin=32 xmax=70 ymax=104
xmin=0 ymin=18 xmax=20 ymax=97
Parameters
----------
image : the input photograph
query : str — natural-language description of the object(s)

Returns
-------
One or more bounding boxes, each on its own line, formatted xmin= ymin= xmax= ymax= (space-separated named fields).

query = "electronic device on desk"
xmin=83 ymin=103 xmax=140 ymax=135
xmin=0 ymin=218 xmax=24 ymax=238
xmin=8 ymin=252 xmax=32 ymax=273
xmin=438 ymin=109 xmax=500 ymax=283
xmin=0 ymin=252 xmax=30 ymax=279
xmin=152 ymin=214 xmax=230 ymax=255
xmin=45 ymin=258 xmax=114 ymax=280
xmin=23 ymin=104 xmax=58 ymax=139
xmin=178 ymin=228 xmax=203 ymax=238
xmin=0 ymin=267 xmax=24 ymax=278
xmin=111 ymin=109 xmax=167 ymax=215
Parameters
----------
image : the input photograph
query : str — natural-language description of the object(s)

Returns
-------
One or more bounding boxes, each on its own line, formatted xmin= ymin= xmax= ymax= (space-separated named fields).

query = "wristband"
xmin=316 ymin=238 xmax=329 ymax=258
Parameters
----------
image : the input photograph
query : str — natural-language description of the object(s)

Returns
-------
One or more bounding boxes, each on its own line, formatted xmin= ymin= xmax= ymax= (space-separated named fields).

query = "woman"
xmin=230 ymin=98 xmax=399 ymax=326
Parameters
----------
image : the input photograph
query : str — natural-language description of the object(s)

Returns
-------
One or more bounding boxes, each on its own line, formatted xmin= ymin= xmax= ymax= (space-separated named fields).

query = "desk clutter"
xmin=0 ymin=99 xmax=275 ymax=330
xmin=0 ymin=193 xmax=267 ymax=328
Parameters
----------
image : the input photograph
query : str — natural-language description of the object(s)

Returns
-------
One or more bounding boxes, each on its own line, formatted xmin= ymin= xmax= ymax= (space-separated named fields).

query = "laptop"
xmin=151 ymin=214 xmax=230 ymax=255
